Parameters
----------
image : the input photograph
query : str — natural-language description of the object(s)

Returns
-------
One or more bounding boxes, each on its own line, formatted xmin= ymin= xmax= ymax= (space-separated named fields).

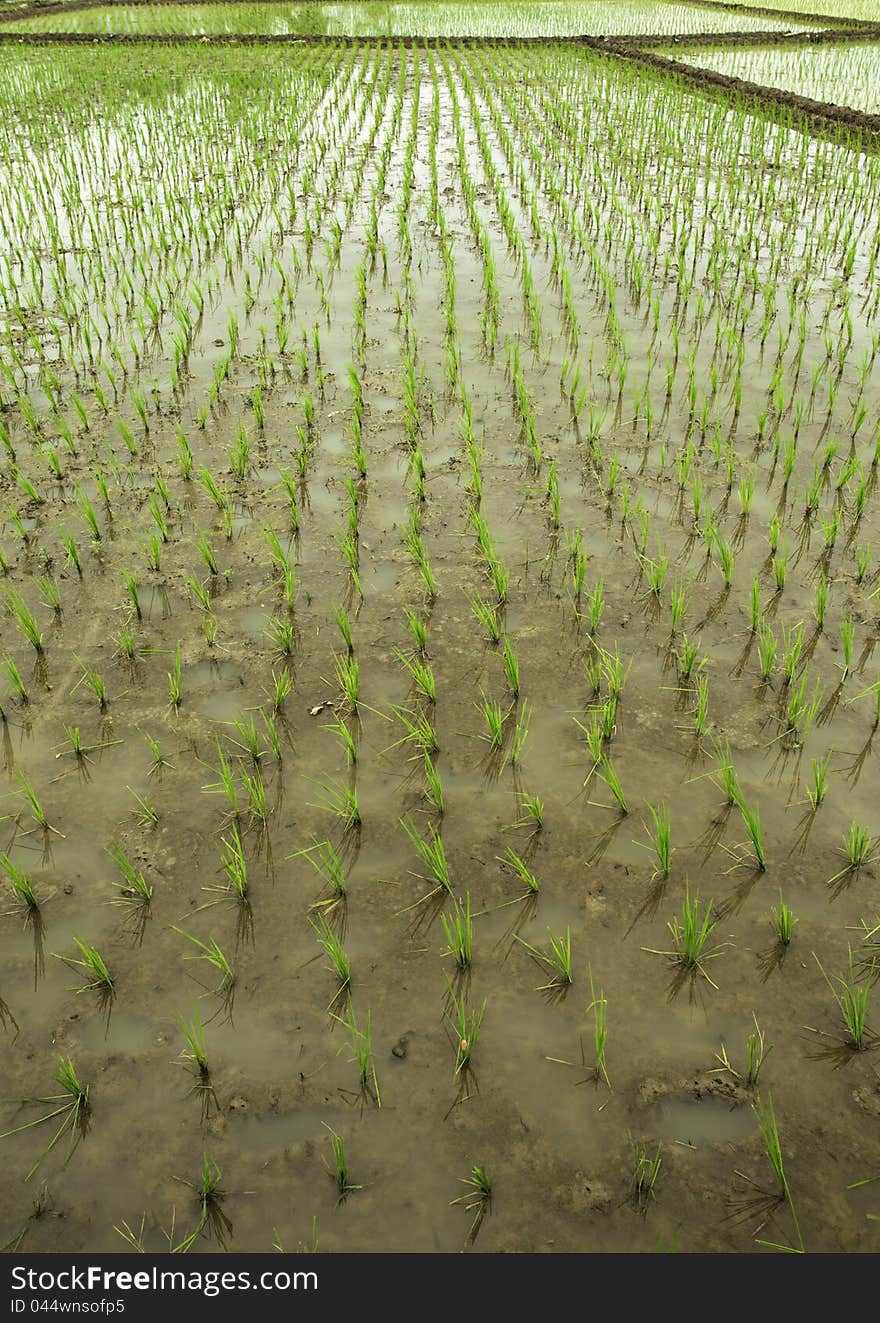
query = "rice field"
xmin=1 ymin=0 xmax=827 ymax=36
xmin=1 ymin=9 xmax=880 ymax=1257
xmin=730 ymin=0 xmax=879 ymax=20
xmin=674 ymin=42 xmax=880 ymax=115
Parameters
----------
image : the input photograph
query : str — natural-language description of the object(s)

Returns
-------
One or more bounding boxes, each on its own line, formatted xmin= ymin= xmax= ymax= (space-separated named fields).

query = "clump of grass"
xmin=0 ymin=1057 xmax=90 ymax=1180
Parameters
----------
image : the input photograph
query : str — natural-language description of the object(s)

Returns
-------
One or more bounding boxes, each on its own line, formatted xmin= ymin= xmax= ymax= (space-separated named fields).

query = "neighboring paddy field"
xmin=674 ymin=42 xmax=880 ymax=114
xmin=0 ymin=0 xmax=827 ymax=36
xmin=0 ymin=8 xmax=879 ymax=1258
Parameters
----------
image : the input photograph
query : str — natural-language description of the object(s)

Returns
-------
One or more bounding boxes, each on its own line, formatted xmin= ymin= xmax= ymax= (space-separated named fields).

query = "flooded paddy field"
xmin=672 ymin=41 xmax=880 ymax=115
xmin=0 ymin=24 xmax=879 ymax=1254
xmin=0 ymin=0 xmax=829 ymax=37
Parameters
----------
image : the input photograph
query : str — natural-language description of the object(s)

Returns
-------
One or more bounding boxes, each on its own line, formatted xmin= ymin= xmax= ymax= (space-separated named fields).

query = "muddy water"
xmin=0 ymin=40 xmax=879 ymax=1254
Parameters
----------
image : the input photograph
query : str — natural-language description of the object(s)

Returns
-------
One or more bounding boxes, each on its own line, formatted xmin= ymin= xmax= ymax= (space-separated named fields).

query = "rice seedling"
xmin=310 ymin=913 xmax=351 ymax=1004
xmin=677 ymin=634 xmax=703 ymax=683
xmin=309 ymin=777 xmax=361 ymax=831
xmin=106 ymin=841 xmax=152 ymax=908
xmin=72 ymin=659 xmax=107 ymax=712
xmin=168 ymin=642 xmax=183 ymax=710
xmin=322 ymin=709 xmax=358 ymax=766
xmin=218 ymin=825 xmax=248 ymax=901
xmin=0 ymin=1057 xmax=89 ymax=1181
xmin=734 ymin=795 xmax=766 ymax=871
xmin=16 ymin=771 xmax=62 ymax=837
xmin=332 ymin=1004 xmax=379 ymax=1106
xmin=445 ymin=973 xmax=486 ymax=1076
xmin=470 ymin=595 xmax=501 ymax=644
xmin=586 ymin=966 xmax=611 ymax=1089
xmin=404 ymin=607 xmax=428 ymax=656
xmin=171 ymin=928 xmax=234 ymax=994
xmin=646 ymin=886 xmax=721 ymax=987
xmin=814 ymin=950 xmax=871 ymax=1050
xmin=516 ymin=926 xmax=573 ymax=989
xmin=640 ymin=802 xmax=671 ymax=880
xmin=4 ymin=589 xmax=43 ymax=654
xmin=496 ymin=845 xmax=539 ymax=897
xmin=174 ymin=1002 xmax=209 ymax=1080
xmin=450 ymin=1164 xmax=492 ymax=1240
xmin=771 ymin=893 xmax=797 ymax=947
xmin=629 ymin=1135 xmax=662 ymax=1209
xmin=395 ymin=648 xmax=436 ymax=703
xmin=266 ymin=614 xmax=295 ymax=658
xmin=669 ymin=582 xmax=687 ymax=635
xmin=401 ymin=815 xmax=451 ymax=895
xmin=229 ymin=712 xmax=265 ymax=765
xmin=714 ymin=1014 xmax=772 ymax=1087
xmin=476 ymin=691 xmax=506 ymax=750
xmin=324 ymin=1128 xmax=362 ymax=1196
xmin=828 ymin=822 xmax=877 ymax=887
xmin=595 ymin=755 xmax=627 ymax=814
xmin=501 ymin=634 xmax=520 ymax=698
xmin=806 ymin=750 xmax=832 ymax=810
xmin=441 ymin=893 xmax=474 ymax=970
xmin=641 ymin=553 xmax=668 ymax=600
xmin=750 ymin=1094 xmax=799 ymax=1223
xmin=4 ymin=656 xmax=28 ymax=705
xmin=334 ymin=653 xmax=359 ymax=711
xmin=0 ymin=853 xmax=39 ymax=912
xmin=53 ymin=936 xmax=113 ymax=996
xmin=505 ymin=697 xmax=531 ymax=769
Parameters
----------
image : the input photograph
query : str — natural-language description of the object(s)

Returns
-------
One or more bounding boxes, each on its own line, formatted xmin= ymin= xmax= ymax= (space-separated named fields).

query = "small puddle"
xmin=648 ymin=1095 xmax=756 ymax=1145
